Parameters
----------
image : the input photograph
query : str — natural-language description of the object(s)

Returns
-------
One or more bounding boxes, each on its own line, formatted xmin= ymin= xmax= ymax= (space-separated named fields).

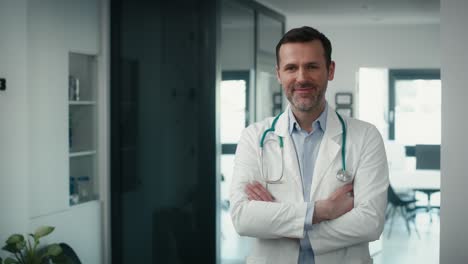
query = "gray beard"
xmin=290 ymin=94 xmax=324 ymax=113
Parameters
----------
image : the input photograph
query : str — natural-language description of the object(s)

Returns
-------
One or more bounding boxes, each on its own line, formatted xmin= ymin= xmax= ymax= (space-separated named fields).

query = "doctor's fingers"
xmin=252 ymin=182 xmax=275 ymax=201
xmin=245 ymin=183 xmax=274 ymax=201
xmin=329 ymin=195 xmax=354 ymax=219
xmin=246 ymin=189 xmax=262 ymax=201
xmin=246 ymin=188 xmax=266 ymax=201
xmin=331 ymin=183 xmax=354 ymax=199
xmin=245 ymin=184 xmax=271 ymax=201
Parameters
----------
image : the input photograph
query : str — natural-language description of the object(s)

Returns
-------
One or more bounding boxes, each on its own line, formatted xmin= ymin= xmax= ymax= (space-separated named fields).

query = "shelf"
xmin=70 ymin=194 xmax=99 ymax=207
xmin=69 ymin=150 xmax=96 ymax=158
xmin=69 ymin=101 xmax=96 ymax=105
xmin=68 ymin=52 xmax=99 ymax=210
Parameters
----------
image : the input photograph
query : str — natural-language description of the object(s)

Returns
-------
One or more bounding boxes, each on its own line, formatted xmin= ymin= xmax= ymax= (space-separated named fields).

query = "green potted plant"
xmin=1 ymin=226 xmax=69 ymax=264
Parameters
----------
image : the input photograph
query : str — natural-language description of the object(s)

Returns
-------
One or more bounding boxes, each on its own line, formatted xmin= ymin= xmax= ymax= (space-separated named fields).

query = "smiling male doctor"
xmin=230 ymin=26 xmax=389 ymax=264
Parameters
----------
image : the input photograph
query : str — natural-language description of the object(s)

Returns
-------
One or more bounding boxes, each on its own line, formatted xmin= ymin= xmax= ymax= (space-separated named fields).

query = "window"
xmin=389 ymin=70 xmax=441 ymax=145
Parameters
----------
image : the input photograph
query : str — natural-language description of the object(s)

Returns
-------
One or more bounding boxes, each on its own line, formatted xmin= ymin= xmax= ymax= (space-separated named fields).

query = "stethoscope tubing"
xmin=259 ymin=110 xmax=352 ymax=184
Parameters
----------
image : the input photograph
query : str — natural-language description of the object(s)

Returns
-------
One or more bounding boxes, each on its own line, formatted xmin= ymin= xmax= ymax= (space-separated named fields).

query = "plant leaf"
xmin=4 ymin=257 xmax=19 ymax=264
xmin=5 ymin=234 xmax=24 ymax=245
xmin=15 ymin=240 xmax=26 ymax=251
xmin=50 ymin=253 xmax=70 ymax=264
xmin=2 ymin=243 xmax=19 ymax=254
xmin=33 ymin=226 xmax=55 ymax=240
xmin=46 ymin=244 xmax=63 ymax=257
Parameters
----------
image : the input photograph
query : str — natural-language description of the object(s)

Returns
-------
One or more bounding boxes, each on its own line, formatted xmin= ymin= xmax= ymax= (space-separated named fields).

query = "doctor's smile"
xmin=292 ymin=83 xmax=318 ymax=93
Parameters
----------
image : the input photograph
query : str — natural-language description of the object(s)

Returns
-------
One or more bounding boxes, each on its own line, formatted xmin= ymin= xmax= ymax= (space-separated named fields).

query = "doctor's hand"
xmin=245 ymin=181 xmax=275 ymax=202
xmin=313 ymin=183 xmax=354 ymax=224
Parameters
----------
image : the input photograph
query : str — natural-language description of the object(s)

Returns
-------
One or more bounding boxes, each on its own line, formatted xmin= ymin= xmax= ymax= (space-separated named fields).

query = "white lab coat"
xmin=230 ymin=104 xmax=389 ymax=264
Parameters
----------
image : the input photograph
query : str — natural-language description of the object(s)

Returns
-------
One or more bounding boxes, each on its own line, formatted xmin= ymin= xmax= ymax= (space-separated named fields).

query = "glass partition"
xmin=219 ymin=1 xmax=284 ymax=263
xmin=220 ymin=1 xmax=255 ymax=262
xmin=256 ymin=13 xmax=283 ymax=120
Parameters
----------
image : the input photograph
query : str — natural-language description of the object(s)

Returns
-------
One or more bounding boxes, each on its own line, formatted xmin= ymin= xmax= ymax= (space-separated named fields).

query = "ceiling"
xmin=255 ymin=0 xmax=440 ymax=25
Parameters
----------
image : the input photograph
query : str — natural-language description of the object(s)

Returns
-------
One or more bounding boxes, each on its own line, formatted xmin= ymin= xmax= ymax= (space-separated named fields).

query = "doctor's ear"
xmin=328 ymin=61 xmax=336 ymax=81
xmin=275 ymin=65 xmax=281 ymax=83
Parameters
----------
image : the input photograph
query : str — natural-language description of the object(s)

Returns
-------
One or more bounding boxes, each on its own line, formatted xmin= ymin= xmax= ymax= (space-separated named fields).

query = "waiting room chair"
xmin=415 ymin=144 xmax=441 ymax=222
xmin=386 ymin=185 xmax=420 ymax=238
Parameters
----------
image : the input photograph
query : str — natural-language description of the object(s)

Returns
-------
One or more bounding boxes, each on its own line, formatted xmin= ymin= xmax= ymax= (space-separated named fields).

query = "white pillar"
xmin=440 ymin=0 xmax=468 ymax=262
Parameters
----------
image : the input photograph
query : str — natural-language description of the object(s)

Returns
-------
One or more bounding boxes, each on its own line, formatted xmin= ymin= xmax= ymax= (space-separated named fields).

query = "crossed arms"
xmin=245 ymin=181 xmax=354 ymax=225
xmin=229 ymin=125 xmax=389 ymax=254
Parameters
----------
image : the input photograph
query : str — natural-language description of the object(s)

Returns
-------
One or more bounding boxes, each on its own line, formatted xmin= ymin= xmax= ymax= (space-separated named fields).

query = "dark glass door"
xmin=111 ymin=0 xmax=219 ymax=263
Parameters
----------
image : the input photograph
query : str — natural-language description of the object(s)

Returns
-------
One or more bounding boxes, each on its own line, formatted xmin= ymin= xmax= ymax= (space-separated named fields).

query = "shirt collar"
xmin=288 ymin=103 xmax=328 ymax=135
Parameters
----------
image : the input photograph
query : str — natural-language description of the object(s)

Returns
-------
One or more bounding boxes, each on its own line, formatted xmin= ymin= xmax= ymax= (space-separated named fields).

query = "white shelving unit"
xmin=22 ymin=0 xmax=107 ymax=262
xmin=68 ymin=52 xmax=99 ymax=205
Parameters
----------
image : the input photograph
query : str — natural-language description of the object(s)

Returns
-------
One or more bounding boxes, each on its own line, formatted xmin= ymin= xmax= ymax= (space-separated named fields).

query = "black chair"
xmin=386 ymin=185 xmax=420 ymax=238
xmin=59 ymin=243 xmax=82 ymax=264
xmin=415 ymin=144 xmax=441 ymax=221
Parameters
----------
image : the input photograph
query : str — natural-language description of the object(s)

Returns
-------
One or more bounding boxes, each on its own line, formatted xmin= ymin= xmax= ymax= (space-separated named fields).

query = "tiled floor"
xmin=374 ymin=211 xmax=440 ymax=264
xmin=221 ymin=209 xmax=440 ymax=264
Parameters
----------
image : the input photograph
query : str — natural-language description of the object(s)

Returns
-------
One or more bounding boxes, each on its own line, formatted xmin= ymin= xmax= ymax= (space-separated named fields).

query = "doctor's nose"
xmin=296 ymin=68 xmax=307 ymax=82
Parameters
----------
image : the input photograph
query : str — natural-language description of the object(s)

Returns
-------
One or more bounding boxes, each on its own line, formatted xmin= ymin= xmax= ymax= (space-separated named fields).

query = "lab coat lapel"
xmin=274 ymin=106 xmax=304 ymax=198
xmin=309 ymin=106 xmax=342 ymax=201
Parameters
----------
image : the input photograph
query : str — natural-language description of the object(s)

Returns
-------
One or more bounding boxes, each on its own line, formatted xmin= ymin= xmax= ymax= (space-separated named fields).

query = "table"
xmin=390 ymin=169 xmax=440 ymax=191
xmin=390 ymin=169 xmax=440 ymax=219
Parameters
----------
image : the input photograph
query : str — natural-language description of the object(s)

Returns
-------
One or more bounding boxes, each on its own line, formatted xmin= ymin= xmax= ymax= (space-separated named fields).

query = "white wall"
xmin=0 ymin=1 xmax=105 ymax=263
xmin=27 ymin=0 xmax=73 ymax=218
xmin=440 ymin=0 xmax=468 ymax=262
xmin=0 ymin=0 xmax=30 ymax=258
xmin=286 ymin=22 xmax=440 ymax=111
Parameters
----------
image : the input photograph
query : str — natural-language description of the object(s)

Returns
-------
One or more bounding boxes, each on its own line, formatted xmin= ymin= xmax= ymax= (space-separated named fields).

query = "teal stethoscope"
xmin=259 ymin=111 xmax=353 ymax=185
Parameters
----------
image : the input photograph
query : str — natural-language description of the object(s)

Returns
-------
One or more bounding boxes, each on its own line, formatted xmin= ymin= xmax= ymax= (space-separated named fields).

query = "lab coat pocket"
xmin=245 ymin=256 xmax=267 ymax=264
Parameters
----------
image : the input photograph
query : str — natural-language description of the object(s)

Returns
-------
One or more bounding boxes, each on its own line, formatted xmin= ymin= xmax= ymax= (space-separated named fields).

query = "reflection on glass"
xmin=221 ymin=0 xmax=254 ymax=72
xmin=221 ymin=80 xmax=246 ymax=144
xmin=256 ymin=14 xmax=283 ymax=121
xmin=220 ymin=2 xmax=284 ymax=263
xmin=395 ymin=79 xmax=441 ymax=145
xmin=220 ymin=1 xmax=255 ymax=263
xmin=220 ymin=155 xmax=254 ymax=261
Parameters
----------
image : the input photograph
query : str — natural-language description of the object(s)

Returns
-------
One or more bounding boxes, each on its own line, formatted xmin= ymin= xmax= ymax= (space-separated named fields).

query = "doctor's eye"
xmin=306 ymin=64 xmax=319 ymax=70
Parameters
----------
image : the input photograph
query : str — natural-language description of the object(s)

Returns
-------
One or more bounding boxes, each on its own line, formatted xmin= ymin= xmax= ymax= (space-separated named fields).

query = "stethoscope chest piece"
xmin=336 ymin=169 xmax=353 ymax=183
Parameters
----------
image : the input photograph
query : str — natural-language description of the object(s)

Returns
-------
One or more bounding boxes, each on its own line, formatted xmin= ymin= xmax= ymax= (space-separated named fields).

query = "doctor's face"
xmin=276 ymin=40 xmax=335 ymax=114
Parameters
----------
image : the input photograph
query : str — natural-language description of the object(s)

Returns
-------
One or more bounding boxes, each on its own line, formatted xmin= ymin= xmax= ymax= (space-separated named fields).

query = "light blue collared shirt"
xmin=288 ymin=105 xmax=328 ymax=264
